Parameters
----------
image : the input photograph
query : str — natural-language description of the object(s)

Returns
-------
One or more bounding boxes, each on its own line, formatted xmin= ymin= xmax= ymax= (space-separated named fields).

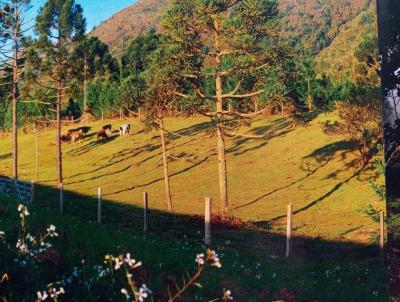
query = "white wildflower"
xmin=49 ymin=287 xmax=65 ymax=299
xmin=17 ymin=204 xmax=29 ymax=217
xmin=209 ymin=250 xmax=221 ymax=268
xmin=114 ymin=257 xmax=123 ymax=270
xmin=36 ymin=291 xmax=48 ymax=301
xmin=16 ymin=239 xmax=29 ymax=254
xmin=124 ymin=253 xmax=142 ymax=268
xmin=46 ymin=225 xmax=58 ymax=237
xmin=135 ymin=284 xmax=150 ymax=302
xmin=223 ymin=289 xmax=233 ymax=300
xmin=195 ymin=253 xmax=205 ymax=265
xmin=121 ymin=288 xmax=130 ymax=299
xmin=26 ymin=234 xmax=35 ymax=242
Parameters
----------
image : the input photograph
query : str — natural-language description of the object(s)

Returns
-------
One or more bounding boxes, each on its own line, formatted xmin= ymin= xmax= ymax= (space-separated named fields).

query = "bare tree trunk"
xmin=83 ymin=55 xmax=88 ymax=111
xmin=159 ymin=118 xmax=173 ymax=212
xmin=12 ymin=3 xmax=19 ymax=180
xmin=253 ymin=95 xmax=259 ymax=112
xmin=214 ymin=19 xmax=229 ymax=212
xmin=35 ymin=124 xmax=39 ymax=183
xmin=56 ymin=80 xmax=63 ymax=187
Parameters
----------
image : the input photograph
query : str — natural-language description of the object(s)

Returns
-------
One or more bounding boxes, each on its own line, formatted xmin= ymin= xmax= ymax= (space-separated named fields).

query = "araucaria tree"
xmin=0 ymin=0 xmax=32 ymax=180
xmin=142 ymin=61 xmax=175 ymax=213
xmin=32 ymin=0 xmax=86 ymax=187
xmin=72 ymin=36 xmax=119 ymax=112
xmin=161 ymin=0 xmax=281 ymax=212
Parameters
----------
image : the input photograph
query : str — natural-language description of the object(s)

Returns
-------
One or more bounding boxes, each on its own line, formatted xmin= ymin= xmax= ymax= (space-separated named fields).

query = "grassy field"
xmin=0 ymin=112 xmax=383 ymax=242
xmin=0 ymin=113 xmax=389 ymax=300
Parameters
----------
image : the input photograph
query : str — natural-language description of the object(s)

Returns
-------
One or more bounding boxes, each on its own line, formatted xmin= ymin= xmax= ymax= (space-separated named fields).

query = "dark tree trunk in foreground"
xmin=377 ymin=0 xmax=400 ymax=298
xmin=11 ymin=2 xmax=20 ymax=180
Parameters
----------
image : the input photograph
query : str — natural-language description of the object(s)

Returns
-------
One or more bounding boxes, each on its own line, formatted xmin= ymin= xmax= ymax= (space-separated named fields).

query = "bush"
xmin=335 ymin=95 xmax=382 ymax=164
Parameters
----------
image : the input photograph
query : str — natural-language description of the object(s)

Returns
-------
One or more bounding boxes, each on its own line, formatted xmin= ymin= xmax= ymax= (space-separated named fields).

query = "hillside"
xmin=91 ymin=0 xmax=373 ymax=54
xmin=315 ymin=2 xmax=377 ymax=79
xmin=0 ymin=114 xmax=383 ymax=242
xmin=90 ymin=0 xmax=168 ymax=51
xmin=280 ymin=0 xmax=373 ymax=54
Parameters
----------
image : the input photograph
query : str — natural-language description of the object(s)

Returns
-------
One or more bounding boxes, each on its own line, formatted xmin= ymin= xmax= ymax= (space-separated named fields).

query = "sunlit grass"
xmin=0 ymin=112 xmax=383 ymax=242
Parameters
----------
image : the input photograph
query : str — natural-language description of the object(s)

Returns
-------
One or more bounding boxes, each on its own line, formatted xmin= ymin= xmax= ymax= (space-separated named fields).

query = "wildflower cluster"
xmin=14 ymin=205 xmax=58 ymax=260
xmin=105 ymin=253 xmax=150 ymax=301
xmin=2 ymin=205 xmax=236 ymax=301
xmin=195 ymin=249 xmax=222 ymax=268
xmin=36 ymin=286 xmax=65 ymax=301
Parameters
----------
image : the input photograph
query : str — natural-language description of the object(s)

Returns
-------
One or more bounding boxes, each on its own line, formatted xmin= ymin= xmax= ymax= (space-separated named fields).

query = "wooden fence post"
xmin=380 ymin=211 xmax=385 ymax=262
xmin=138 ymin=108 xmax=142 ymax=121
xmin=98 ymin=187 xmax=102 ymax=224
xmin=35 ymin=126 xmax=39 ymax=183
xmin=286 ymin=202 xmax=293 ymax=257
xmin=59 ymin=183 xmax=63 ymax=214
xmin=30 ymin=181 xmax=35 ymax=204
xmin=205 ymin=197 xmax=212 ymax=246
xmin=101 ymin=110 xmax=104 ymax=121
xmin=143 ymin=192 xmax=148 ymax=233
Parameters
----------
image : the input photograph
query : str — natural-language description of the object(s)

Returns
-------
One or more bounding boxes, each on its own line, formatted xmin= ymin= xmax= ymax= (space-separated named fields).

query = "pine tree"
xmin=160 ymin=0 xmax=283 ymax=212
xmin=0 ymin=0 xmax=32 ymax=180
xmin=31 ymin=0 xmax=86 ymax=187
xmin=72 ymin=36 xmax=119 ymax=111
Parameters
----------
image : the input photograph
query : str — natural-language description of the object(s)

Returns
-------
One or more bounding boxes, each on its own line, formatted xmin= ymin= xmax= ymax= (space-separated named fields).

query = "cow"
xmin=96 ymin=129 xmax=108 ymax=141
xmin=119 ymin=124 xmax=131 ymax=137
xmin=68 ymin=126 xmax=91 ymax=135
xmin=102 ymin=124 xmax=112 ymax=136
xmin=70 ymin=130 xmax=83 ymax=144
xmin=60 ymin=133 xmax=71 ymax=142
xmin=77 ymin=126 xmax=91 ymax=134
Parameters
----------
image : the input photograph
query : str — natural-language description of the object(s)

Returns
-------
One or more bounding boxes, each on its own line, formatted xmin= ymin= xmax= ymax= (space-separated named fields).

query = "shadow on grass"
xmin=0 ymin=180 xmax=389 ymax=301
xmin=0 ymin=152 xmax=11 ymax=160
xmin=21 ymin=181 xmax=384 ymax=261
xmin=227 ymin=117 xmax=293 ymax=156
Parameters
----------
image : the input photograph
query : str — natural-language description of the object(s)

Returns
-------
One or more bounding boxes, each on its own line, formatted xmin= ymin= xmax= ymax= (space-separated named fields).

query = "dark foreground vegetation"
xmin=0 ymin=183 xmax=389 ymax=301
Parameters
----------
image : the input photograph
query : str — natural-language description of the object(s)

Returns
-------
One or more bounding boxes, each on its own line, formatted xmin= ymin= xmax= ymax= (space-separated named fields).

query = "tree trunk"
xmin=214 ymin=19 xmax=229 ymax=212
xmin=253 ymin=95 xmax=259 ymax=112
xmin=12 ymin=3 xmax=19 ymax=180
xmin=83 ymin=55 xmax=88 ymax=111
xmin=159 ymin=118 xmax=173 ymax=212
xmin=56 ymin=80 xmax=63 ymax=187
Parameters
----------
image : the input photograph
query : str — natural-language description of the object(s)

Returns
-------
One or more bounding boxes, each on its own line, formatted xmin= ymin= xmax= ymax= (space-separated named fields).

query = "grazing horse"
xmin=96 ymin=129 xmax=108 ymax=141
xmin=102 ymin=124 xmax=112 ymax=136
xmin=119 ymin=124 xmax=131 ymax=137
xmin=70 ymin=130 xmax=83 ymax=144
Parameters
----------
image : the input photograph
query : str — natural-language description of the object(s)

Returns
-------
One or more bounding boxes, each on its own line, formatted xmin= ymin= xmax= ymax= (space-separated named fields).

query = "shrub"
xmin=335 ymin=95 xmax=382 ymax=164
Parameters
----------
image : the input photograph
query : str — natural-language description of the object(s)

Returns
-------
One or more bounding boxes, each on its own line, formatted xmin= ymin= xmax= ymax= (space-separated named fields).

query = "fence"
xmin=1 ymin=179 xmax=387 ymax=259
xmin=0 ymin=177 xmax=35 ymax=204
xmin=58 ymin=186 xmax=386 ymax=260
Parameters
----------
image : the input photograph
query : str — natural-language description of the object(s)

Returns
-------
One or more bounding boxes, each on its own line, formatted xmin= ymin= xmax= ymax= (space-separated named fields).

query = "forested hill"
xmin=280 ymin=0 xmax=373 ymax=54
xmin=315 ymin=2 xmax=377 ymax=80
xmin=91 ymin=0 xmax=374 ymax=55
xmin=90 ymin=0 xmax=169 ymax=51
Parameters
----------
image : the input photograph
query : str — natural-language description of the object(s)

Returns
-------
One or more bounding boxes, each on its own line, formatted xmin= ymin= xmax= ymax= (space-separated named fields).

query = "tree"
xmin=120 ymin=28 xmax=160 ymax=78
xmin=31 ymin=0 xmax=86 ymax=187
xmin=118 ymin=30 xmax=161 ymax=113
xmin=72 ymin=36 xmax=119 ymax=111
xmin=142 ymin=55 xmax=175 ymax=212
xmin=160 ymin=0 xmax=282 ymax=212
xmin=0 ymin=0 xmax=32 ymax=179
